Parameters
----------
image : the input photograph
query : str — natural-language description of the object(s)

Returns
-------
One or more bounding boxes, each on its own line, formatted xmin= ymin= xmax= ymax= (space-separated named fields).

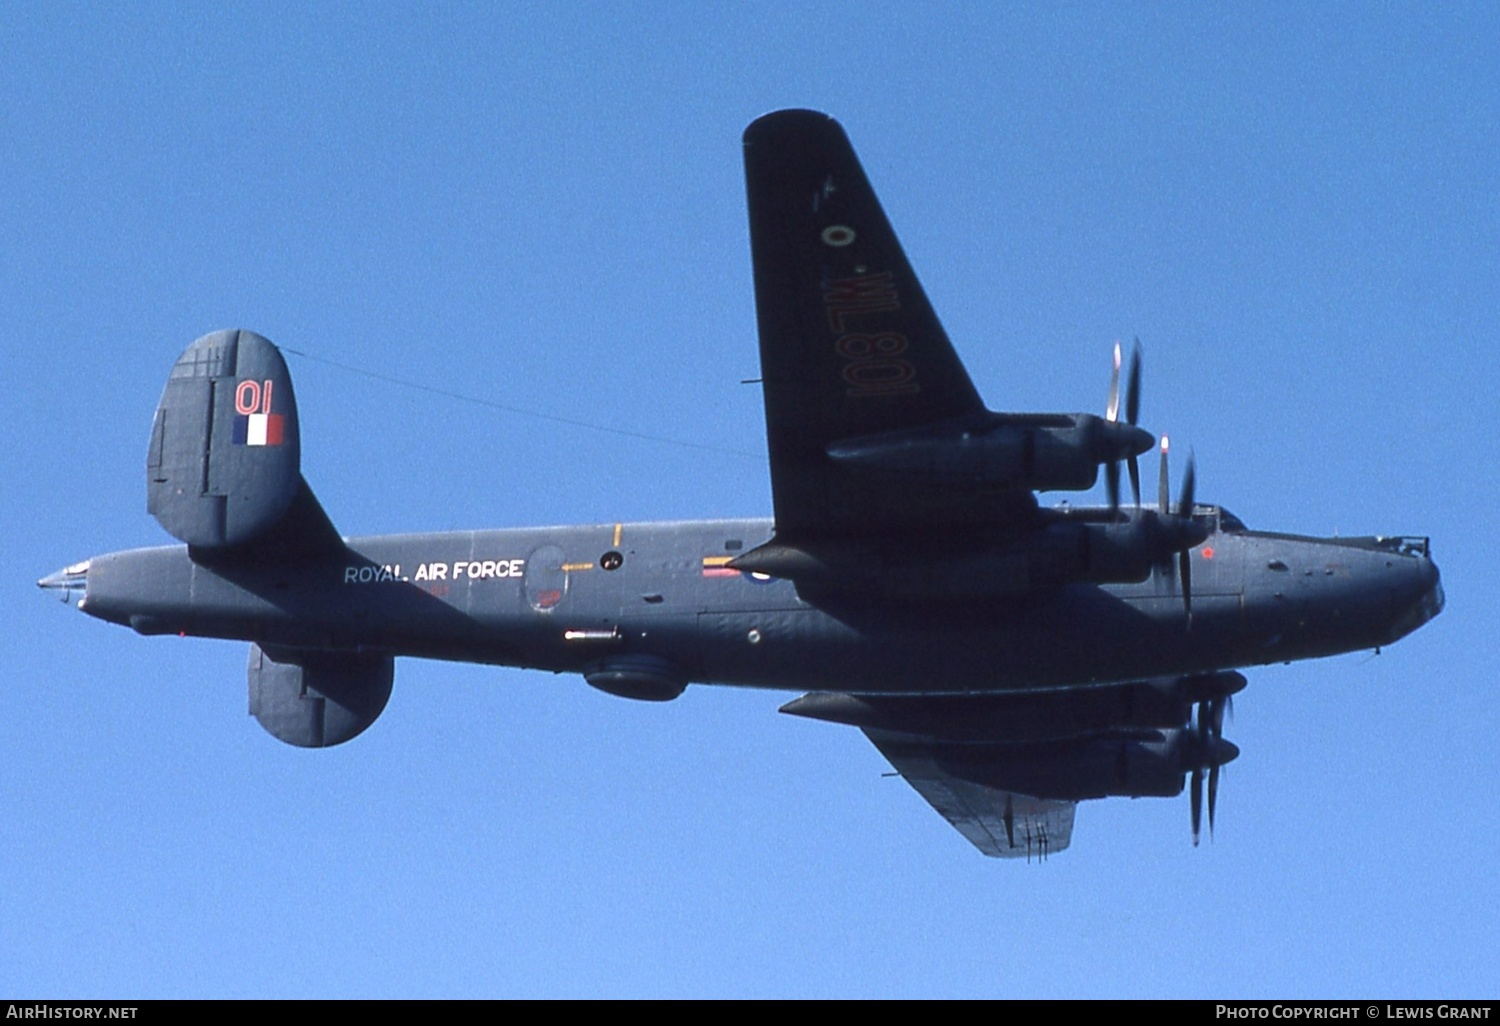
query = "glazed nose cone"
xmin=38 ymin=559 xmax=90 ymax=606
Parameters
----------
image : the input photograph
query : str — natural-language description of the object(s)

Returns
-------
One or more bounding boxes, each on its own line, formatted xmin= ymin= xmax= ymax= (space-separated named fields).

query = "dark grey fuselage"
xmin=76 ymin=513 xmax=1442 ymax=696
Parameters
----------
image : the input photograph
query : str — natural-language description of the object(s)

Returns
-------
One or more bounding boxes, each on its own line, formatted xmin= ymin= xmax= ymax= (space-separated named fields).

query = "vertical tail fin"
xmin=148 ymin=329 xmax=341 ymax=559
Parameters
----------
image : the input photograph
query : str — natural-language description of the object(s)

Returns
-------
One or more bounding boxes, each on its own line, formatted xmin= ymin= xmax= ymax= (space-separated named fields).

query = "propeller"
xmin=1155 ymin=435 xmax=1205 ymax=623
xmin=1204 ymin=695 xmax=1226 ymax=839
xmin=1104 ymin=340 xmax=1145 ymax=513
xmin=1187 ymin=697 xmax=1237 ymax=846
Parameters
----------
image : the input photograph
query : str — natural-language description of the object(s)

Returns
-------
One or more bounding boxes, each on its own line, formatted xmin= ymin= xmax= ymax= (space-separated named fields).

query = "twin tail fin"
xmin=147 ymin=329 xmax=342 ymax=561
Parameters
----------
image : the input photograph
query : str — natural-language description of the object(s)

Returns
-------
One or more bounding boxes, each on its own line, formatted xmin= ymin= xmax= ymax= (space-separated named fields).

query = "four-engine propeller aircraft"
xmin=40 ymin=109 xmax=1443 ymax=858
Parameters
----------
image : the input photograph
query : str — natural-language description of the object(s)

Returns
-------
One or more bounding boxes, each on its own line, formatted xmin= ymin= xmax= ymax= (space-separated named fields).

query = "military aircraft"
xmin=39 ymin=109 xmax=1443 ymax=859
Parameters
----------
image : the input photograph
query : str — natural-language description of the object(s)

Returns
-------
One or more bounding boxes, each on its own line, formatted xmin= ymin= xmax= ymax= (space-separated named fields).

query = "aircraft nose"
xmin=38 ymin=559 xmax=90 ymax=607
xmin=1389 ymin=549 xmax=1443 ymax=642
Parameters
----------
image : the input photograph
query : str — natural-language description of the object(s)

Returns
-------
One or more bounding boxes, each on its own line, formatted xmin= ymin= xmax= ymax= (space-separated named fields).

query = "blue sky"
xmin=3 ymin=2 xmax=1496 ymax=998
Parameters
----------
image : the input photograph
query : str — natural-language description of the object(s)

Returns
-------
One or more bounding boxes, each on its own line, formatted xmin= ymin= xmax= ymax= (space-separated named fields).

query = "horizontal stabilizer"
xmin=248 ymin=644 xmax=394 ymax=748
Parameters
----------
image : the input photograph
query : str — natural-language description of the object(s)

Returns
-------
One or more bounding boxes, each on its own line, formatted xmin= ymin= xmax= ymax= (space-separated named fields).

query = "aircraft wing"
xmin=743 ymin=109 xmax=1033 ymax=541
xmin=863 ymin=728 xmax=1076 ymax=860
xmin=786 ymin=673 xmax=1245 ymax=858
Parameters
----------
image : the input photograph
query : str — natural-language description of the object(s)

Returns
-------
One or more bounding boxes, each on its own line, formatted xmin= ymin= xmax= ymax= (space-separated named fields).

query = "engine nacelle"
xmin=825 ymin=414 xmax=1153 ymax=494
xmin=1009 ymin=514 xmax=1213 ymax=590
xmin=936 ymin=727 xmax=1237 ymax=802
xmin=248 ymin=643 xmax=394 ymax=747
xmin=731 ymin=511 xmax=1205 ymax=600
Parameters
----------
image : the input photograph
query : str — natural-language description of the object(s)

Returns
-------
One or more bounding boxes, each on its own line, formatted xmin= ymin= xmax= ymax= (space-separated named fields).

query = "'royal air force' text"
xmin=343 ymin=560 xmax=525 ymax=585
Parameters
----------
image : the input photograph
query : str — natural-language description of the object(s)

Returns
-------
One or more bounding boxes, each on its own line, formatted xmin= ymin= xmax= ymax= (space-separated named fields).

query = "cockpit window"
xmin=1373 ymin=536 xmax=1431 ymax=558
xmin=1216 ymin=508 xmax=1247 ymax=532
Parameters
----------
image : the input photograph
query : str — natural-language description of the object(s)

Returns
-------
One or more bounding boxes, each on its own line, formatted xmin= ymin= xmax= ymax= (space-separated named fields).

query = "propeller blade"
xmin=1181 ymin=548 xmax=1193 ymax=622
xmin=1125 ymin=339 xmax=1142 ymax=426
xmin=1158 ymin=436 xmax=1170 ymax=513
xmin=1191 ymin=765 xmax=1203 ymax=846
xmin=1106 ymin=342 xmax=1122 ymax=422
xmin=1178 ymin=451 xmax=1196 ymax=623
xmin=1106 ymin=341 xmax=1146 ymax=513
xmin=1179 ymin=450 xmax=1196 ymax=518
xmin=1208 ymin=763 xmax=1221 ymax=838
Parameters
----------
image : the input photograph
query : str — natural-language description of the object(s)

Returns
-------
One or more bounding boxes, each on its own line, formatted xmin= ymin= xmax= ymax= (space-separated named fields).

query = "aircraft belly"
xmin=690 ymin=591 xmax=1248 ymax=694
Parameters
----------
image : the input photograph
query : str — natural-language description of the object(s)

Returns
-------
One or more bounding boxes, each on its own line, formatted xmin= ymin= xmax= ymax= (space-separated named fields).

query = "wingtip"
xmin=743 ymin=108 xmax=838 ymax=146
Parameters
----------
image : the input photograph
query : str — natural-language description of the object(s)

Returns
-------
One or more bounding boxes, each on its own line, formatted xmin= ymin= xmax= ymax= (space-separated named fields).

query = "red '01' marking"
xmin=234 ymin=379 xmax=274 ymax=415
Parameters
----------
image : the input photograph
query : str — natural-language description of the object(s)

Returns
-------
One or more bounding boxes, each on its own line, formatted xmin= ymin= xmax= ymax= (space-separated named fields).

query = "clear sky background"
xmin=3 ymin=2 xmax=1496 ymax=999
